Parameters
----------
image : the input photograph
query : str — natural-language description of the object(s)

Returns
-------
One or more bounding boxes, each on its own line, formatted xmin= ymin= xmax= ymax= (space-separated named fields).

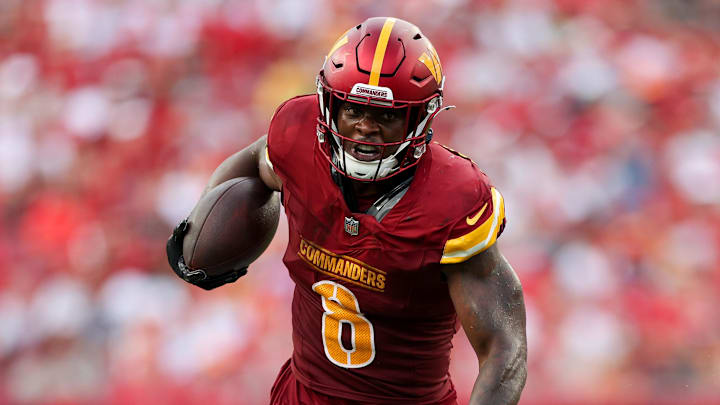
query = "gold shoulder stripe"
xmin=440 ymin=187 xmax=505 ymax=264
xmin=368 ymin=18 xmax=396 ymax=86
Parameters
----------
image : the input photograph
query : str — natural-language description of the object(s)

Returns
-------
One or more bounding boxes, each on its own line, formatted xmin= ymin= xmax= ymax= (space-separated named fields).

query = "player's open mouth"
xmin=350 ymin=144 xmax=382 ymax=161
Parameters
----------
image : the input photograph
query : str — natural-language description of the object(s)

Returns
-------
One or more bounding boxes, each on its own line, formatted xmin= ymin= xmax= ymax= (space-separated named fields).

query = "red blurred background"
xmin=1 ymin=0 xmax=719 ymax=404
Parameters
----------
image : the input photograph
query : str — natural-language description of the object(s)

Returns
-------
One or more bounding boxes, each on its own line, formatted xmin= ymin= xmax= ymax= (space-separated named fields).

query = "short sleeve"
xmin=265 ymin=95 xmax=316 ymax=185
xmin=440 ymin=186 xmax=506 ymax=264
xmin=265 ymin=99 xmax=293 ymax=183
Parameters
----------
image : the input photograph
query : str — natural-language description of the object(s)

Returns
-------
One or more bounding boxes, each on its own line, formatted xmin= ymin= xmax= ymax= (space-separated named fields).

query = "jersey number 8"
xmin=312 ymin=280 xmax=376 ymax=368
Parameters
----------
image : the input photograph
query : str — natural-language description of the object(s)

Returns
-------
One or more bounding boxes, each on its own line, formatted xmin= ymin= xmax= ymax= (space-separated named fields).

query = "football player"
xmin=168 ymin=17 xmax=527 ymax=405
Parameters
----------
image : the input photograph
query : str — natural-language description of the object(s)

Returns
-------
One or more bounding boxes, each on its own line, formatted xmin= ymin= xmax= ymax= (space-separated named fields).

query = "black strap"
xmin=366 ymin=175 xmax=413 ymax=222
xmin=331 ymin=165 xmax=413 ymax=221
xmin=331 ymin=166 xmax=359 ymax=212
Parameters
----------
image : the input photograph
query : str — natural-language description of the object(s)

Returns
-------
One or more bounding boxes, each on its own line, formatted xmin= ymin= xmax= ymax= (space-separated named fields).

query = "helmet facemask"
xmin=316 ymin=72 xmax=443 ymax=182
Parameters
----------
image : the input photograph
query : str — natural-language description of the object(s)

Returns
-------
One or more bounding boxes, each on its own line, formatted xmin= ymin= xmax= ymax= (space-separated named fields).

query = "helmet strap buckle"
xmin=414 ymin=143 xmax=426 ymax=158
xmin=316 ymin=123 xmax=325 ymax=143
xmin=425 ymin=128 xmax=434 ymax=144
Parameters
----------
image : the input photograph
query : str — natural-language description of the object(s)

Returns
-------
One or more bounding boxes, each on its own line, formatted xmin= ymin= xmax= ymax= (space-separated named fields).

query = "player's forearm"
xmin=469 ymin=344 xmax=527 ymax=405
xmin=204 ymin=137 xmax=266 ymax=195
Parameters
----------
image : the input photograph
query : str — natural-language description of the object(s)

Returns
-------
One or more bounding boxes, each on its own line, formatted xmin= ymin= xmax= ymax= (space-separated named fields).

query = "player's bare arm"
xmin=442 ymin=244 xmax=528 ymax=405
xmin=203 ymin=135 xmax=282 ymax=194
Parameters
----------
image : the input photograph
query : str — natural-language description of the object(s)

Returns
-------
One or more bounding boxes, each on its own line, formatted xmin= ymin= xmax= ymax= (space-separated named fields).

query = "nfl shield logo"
xmin=344 ymin=217 xmax=359 ymax=236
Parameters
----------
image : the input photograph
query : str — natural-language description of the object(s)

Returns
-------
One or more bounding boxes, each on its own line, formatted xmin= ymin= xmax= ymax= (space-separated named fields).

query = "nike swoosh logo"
xmin=466 ymin=204 xmax=488 ymax=226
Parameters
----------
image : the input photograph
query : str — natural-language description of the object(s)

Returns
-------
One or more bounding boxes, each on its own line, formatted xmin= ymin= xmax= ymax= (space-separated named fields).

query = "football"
xmin=182 ymin=177 xmax=280 ymax=276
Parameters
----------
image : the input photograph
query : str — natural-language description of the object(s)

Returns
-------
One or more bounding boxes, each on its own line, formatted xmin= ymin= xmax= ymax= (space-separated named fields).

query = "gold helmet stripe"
xmin=368 ymin=18 xmax=397 ymax=86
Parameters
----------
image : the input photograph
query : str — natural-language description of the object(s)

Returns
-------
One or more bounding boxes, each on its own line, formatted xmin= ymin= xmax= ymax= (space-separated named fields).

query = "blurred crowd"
xmin=1 ymin=0 xmax=719 ymax=404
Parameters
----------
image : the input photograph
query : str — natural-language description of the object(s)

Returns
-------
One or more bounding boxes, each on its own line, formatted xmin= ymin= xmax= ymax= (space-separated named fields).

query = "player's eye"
xmin=343 ymin=104 xmax=361 ymax=116
xmin=380 ymin=111 xmax=401 ymax=123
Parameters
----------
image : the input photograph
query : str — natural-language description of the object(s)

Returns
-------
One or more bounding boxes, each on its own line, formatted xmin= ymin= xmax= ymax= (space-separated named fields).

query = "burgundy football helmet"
xmin=317 ymin=17 xmax=448 ymax=182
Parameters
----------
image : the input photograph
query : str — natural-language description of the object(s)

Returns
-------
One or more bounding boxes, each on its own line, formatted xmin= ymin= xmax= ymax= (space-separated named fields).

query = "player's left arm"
xmin=441 ymin=243 xmax=527 ymax=405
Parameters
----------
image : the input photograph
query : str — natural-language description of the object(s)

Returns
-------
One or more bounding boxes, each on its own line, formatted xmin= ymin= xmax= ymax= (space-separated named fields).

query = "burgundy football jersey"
xmin=266 ymin=95 xmax=506 ymax=404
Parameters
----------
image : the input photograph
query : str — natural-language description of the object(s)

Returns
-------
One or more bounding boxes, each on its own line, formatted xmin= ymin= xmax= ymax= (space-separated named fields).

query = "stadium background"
xmin=1 ymin=0 xmax=719 ymax=404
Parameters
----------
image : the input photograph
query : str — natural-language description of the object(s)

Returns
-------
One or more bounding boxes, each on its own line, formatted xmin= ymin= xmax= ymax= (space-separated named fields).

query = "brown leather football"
xmin=182 ymin=177 xmax=280 ymax=276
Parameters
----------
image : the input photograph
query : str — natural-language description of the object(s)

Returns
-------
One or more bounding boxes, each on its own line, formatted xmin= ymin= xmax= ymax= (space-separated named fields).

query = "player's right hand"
xmin=166 ymin=219 xmax=247 ymax=290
